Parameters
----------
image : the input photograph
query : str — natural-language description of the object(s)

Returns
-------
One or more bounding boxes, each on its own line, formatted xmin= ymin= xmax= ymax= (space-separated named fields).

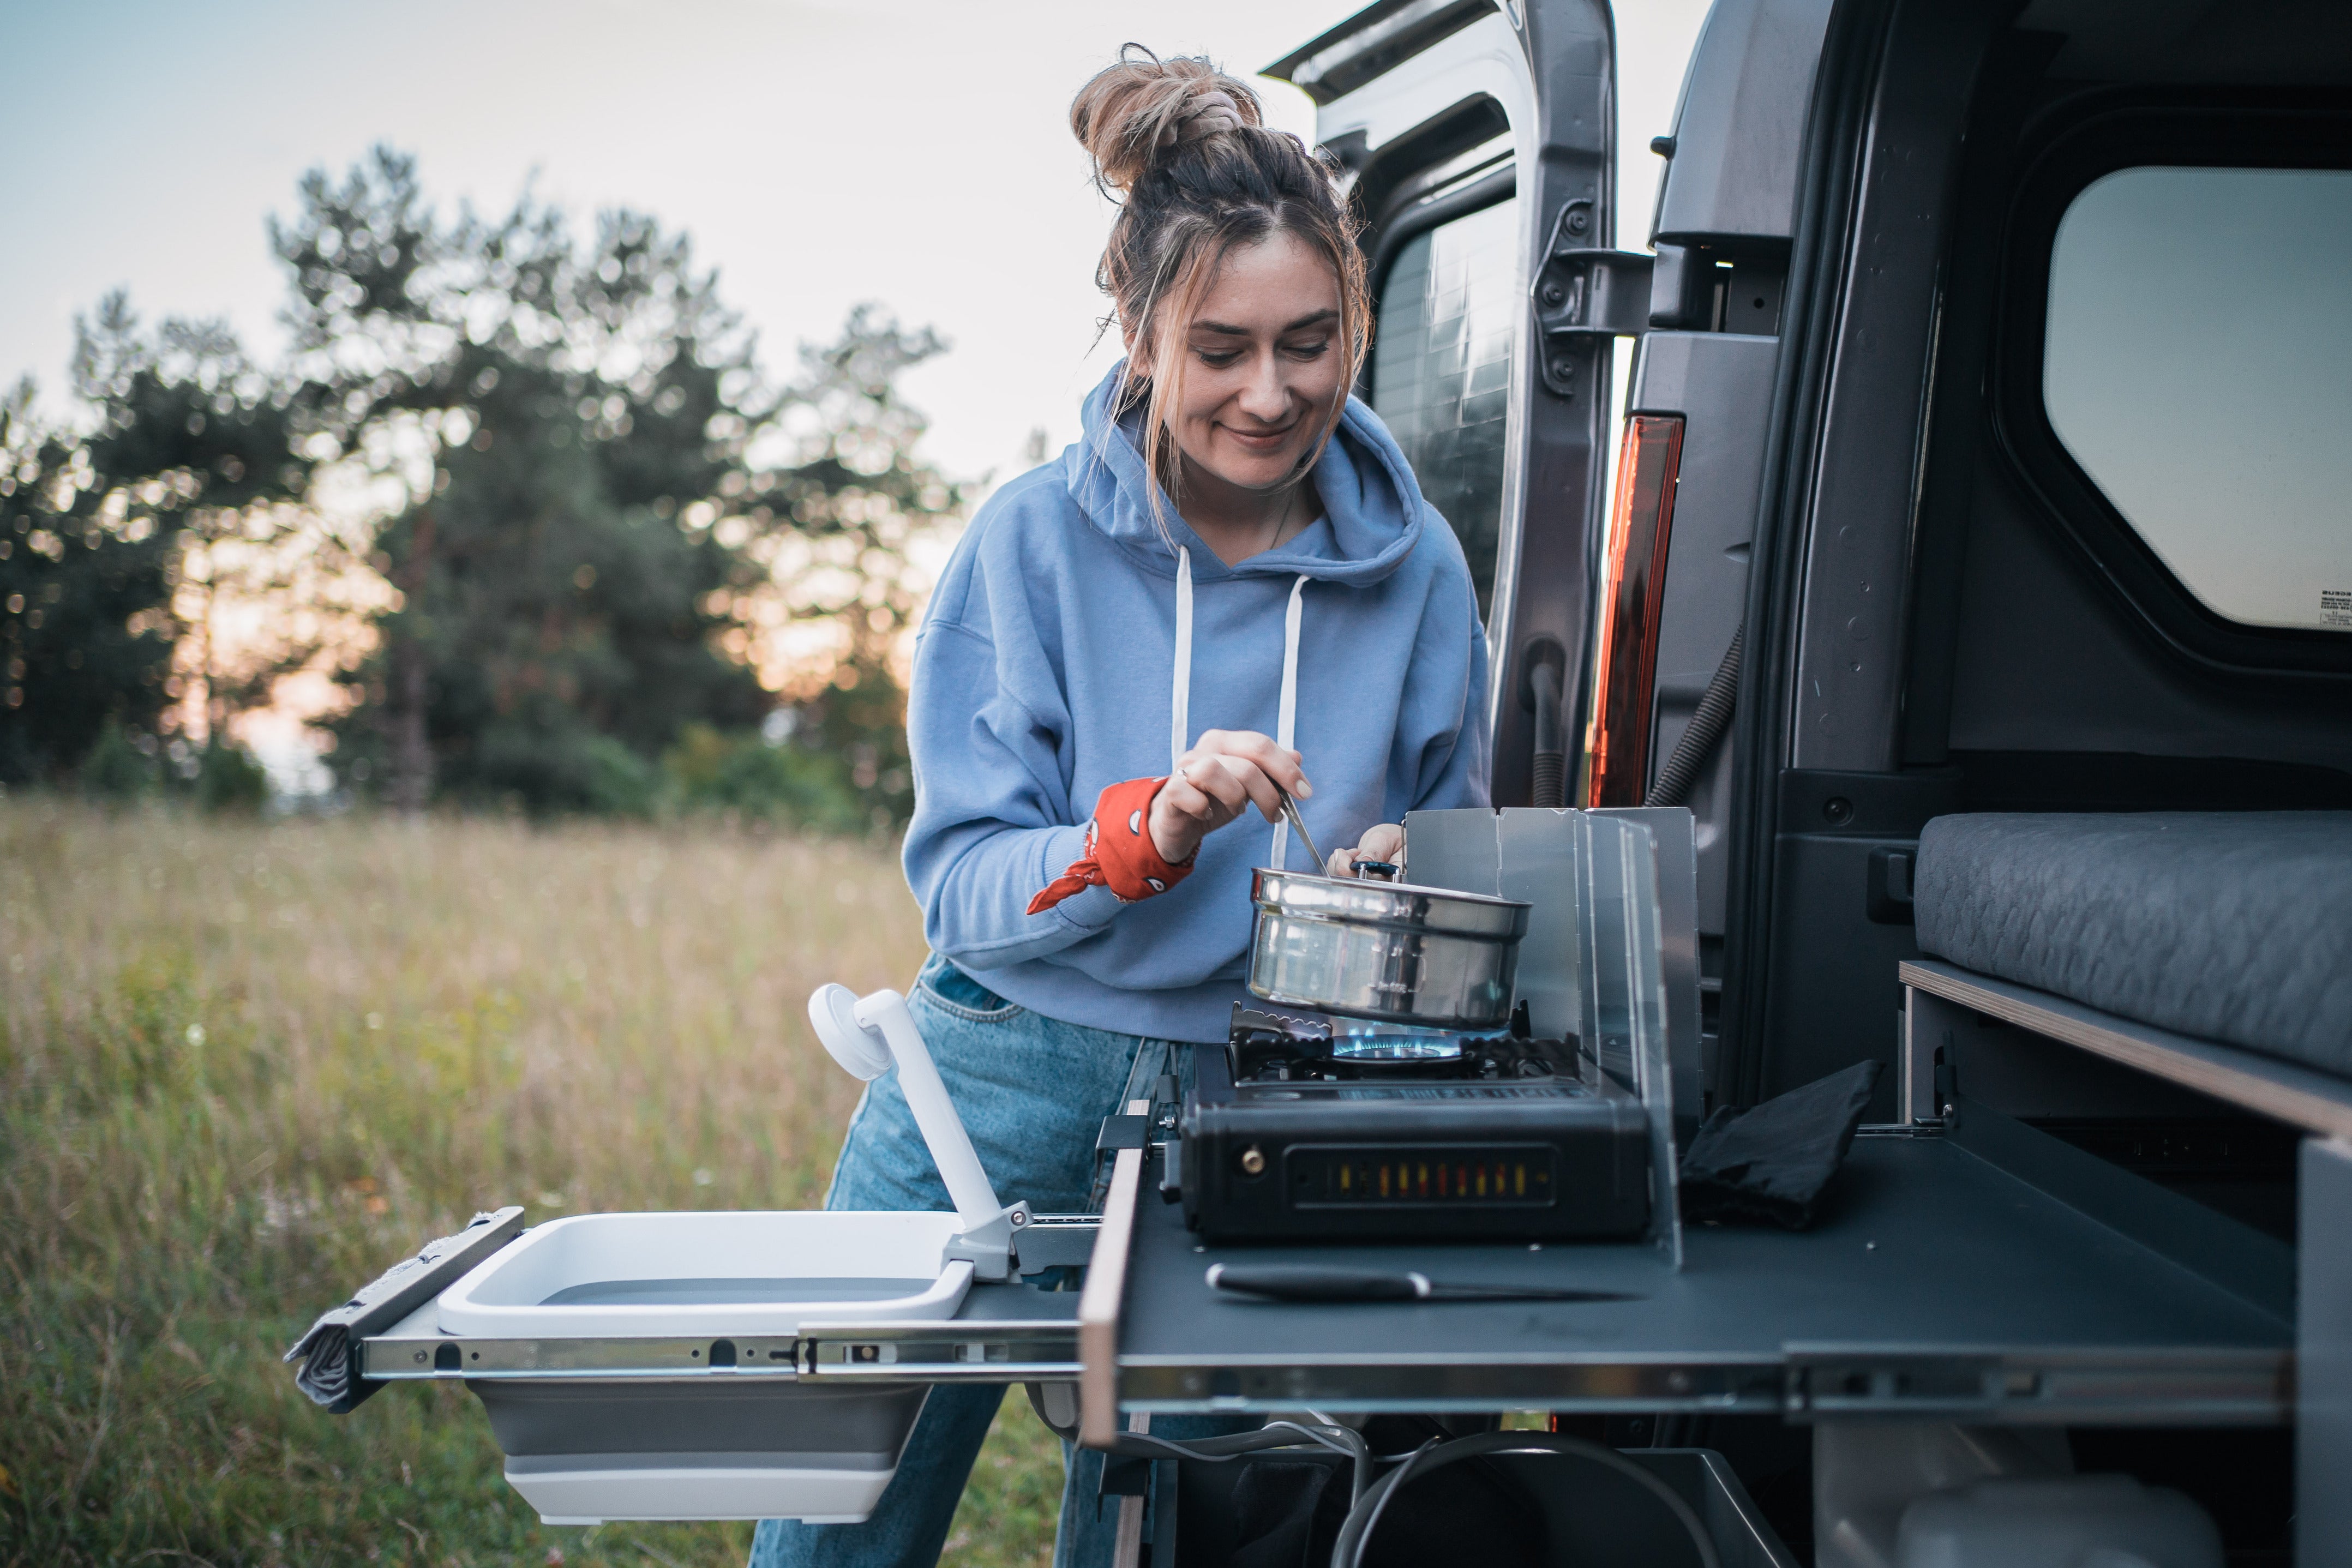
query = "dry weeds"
xmin=0 ymin=800 xmax=1060 ymax=1567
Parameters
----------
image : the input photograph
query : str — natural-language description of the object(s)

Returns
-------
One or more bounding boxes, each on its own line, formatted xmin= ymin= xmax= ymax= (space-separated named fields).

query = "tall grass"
xmin=0 ymin=800 xmax=1062 ymax=1567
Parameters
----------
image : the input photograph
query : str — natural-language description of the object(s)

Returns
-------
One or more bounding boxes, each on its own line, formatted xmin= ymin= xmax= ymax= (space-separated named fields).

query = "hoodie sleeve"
xmin=901 ymin=616 xmax=1127 ymax=971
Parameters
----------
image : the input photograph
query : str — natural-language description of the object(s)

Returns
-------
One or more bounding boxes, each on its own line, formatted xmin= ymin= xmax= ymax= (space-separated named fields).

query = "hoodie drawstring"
xmin=1172 ymin=548 xmax=1194 ymax=772
xmin=1171 ymin=548 xmax=1312 ymax=871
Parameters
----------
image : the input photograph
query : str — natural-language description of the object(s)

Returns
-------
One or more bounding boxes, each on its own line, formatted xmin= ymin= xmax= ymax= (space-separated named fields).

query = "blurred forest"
xmin=0 ymin=146 xmax=962 ymax=829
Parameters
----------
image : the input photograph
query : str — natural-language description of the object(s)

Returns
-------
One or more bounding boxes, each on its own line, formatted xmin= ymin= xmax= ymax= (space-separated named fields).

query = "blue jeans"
xmin=749 ymin=955 xmax=1230 ymax=1568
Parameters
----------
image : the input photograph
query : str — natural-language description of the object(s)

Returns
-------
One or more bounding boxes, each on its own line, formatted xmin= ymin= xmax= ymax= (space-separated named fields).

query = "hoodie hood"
xmin=1063 ymin=362 xmax=1429 ymax=587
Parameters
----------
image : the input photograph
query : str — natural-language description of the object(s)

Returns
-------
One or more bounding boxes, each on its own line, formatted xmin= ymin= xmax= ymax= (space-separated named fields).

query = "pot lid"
xmin=1250 ymin=867 xmax=1531 ymax=939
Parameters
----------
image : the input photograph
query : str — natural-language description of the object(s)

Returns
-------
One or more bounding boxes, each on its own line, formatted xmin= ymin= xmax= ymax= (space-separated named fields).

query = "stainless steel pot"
xmin=1246 ymin=864 xmax=1531 ymax=1028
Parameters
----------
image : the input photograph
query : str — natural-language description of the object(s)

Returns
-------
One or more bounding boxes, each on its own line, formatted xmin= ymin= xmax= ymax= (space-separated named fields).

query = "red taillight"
xmin=1585 ymin=414 xmax=1684 ymax=808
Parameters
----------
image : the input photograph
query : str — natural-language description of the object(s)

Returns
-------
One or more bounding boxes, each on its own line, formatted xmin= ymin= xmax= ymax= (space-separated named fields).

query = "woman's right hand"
xmin=1149 ymin=730 xmax=1310 ymax=867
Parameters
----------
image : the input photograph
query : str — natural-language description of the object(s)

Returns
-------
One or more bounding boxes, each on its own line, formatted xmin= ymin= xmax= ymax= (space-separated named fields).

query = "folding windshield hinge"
xmin=1533 ymin=200 xmax=1654 ymax=398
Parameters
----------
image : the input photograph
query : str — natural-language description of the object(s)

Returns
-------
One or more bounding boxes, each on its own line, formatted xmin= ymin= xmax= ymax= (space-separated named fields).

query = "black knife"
xmin=1205 ymin=1263 xmax=1637 ymax=1304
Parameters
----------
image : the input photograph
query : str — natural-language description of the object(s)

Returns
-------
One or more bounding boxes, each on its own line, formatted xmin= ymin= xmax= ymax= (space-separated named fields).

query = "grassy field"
xmin=0 ymin=800 xmax=1066 ymax=1567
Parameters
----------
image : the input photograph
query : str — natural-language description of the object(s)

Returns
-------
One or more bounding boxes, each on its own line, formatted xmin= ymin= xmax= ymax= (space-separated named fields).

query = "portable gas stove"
xmin=1176 ymin=1006 xmax=1653 ymax=1243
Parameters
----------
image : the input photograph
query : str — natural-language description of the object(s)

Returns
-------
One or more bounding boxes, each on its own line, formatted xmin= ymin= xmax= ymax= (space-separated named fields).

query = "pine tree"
xmin=282 ymin=151 xmax=776 ymax=812
xmin=0 ymin=301 xmax=303 ymax=784
xmin=287 ymin=149 xmax=963 ymax=821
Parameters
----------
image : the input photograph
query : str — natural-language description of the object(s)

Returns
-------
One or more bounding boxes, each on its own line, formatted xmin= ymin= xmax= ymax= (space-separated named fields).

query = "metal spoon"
xmin=1277 ymin=789 xmax=1327 ymax=874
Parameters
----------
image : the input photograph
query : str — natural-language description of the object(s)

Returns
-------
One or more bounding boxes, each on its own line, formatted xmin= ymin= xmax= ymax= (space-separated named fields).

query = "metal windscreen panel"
xmin=1372 ymin=195 xmax=1519 ymax=620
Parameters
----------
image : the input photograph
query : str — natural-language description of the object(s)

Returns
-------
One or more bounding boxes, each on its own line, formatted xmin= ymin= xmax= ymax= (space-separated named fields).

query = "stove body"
xmin=1178 ymin=1007 xmax=1653 ymax=1243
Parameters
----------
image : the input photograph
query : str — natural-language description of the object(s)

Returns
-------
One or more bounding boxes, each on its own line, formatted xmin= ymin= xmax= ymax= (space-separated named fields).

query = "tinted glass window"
xmin=1372 ymin=195 xmax=1519 ymax=620
xmin=2045 ymin=166 xmax=2352 ymax=633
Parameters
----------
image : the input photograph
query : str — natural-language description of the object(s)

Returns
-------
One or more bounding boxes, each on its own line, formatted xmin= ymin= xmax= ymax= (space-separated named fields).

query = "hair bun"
xmin=1070 ymin=46 xmax=1265 ymax=195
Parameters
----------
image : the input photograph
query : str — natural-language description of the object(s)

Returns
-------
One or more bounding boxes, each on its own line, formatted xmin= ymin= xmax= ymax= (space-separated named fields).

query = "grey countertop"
xmin=1113 ymin=1128 xmax=2291 ymax=1422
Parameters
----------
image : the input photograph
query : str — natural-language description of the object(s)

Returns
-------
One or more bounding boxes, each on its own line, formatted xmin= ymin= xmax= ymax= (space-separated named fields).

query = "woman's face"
xmin=1147 ymin=230 xmax=1346 ymax=496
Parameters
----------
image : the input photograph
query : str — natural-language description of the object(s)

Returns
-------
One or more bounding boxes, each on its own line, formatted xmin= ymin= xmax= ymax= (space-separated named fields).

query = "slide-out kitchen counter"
xmin=1075 ymin=1108 xmax=2292 ymax=1444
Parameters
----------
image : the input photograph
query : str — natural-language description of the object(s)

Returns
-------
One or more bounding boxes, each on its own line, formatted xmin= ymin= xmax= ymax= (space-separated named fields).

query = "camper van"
xmin=305 ymin=2 xmax=2350 ymax=1561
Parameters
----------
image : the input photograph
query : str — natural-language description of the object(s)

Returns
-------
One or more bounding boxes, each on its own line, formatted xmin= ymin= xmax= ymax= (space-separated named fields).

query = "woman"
xmin=749 ymin=48 xmax=1490 ymax=1568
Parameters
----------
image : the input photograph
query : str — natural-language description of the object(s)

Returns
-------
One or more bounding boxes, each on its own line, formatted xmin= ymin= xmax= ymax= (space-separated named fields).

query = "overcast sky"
xmin=1 ymin=0 xmax=1708 ymax=485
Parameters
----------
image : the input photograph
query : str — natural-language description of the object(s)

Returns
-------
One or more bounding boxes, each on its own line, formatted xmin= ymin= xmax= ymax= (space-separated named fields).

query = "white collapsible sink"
xmin=406 ymin=986 xmax=1031 ymax=1525
xmin=433 ymin=1208 xmax=971 ymax=1524
xmin=436 ymin=1209 xmax=973 ymax=1337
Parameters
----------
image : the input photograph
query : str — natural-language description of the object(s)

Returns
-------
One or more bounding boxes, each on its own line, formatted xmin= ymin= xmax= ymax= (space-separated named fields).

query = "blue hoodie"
xmin=902 ymin=367 xmax=1491 ymax=1043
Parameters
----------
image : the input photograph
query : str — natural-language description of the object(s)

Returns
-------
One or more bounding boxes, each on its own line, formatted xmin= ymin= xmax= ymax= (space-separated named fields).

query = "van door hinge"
xmin=1533 ymin=203 xmax=1652 ymax=396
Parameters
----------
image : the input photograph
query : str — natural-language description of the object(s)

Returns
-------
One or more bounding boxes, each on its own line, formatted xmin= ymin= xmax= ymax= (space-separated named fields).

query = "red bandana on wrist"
xmin=1027 ymin=776 xmax=1193 ymax=914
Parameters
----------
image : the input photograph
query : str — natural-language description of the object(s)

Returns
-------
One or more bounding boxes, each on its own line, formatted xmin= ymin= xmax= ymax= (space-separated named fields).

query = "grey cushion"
xmin=1914 ymin=813 xmax=2352 ymax=1076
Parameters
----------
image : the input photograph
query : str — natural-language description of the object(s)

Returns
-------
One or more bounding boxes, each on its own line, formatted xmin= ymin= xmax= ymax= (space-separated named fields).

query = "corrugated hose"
xmin=1646 ymin=623 xmax=1742 ymax=809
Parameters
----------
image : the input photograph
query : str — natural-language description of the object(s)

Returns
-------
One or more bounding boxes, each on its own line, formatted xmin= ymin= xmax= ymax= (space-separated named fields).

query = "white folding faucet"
xmin=806 ymin=985 xmax=1026 ymax=1277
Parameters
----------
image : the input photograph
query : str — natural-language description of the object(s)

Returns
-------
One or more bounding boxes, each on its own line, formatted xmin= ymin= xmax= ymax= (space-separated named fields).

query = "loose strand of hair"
xmin=1136 ymin=230 xmax=1225 ymax=555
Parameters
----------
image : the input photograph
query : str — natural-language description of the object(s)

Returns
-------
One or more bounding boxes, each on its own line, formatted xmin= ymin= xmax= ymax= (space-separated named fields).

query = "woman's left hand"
xmin=1327 ymin=822 xmax=1403 ymax=876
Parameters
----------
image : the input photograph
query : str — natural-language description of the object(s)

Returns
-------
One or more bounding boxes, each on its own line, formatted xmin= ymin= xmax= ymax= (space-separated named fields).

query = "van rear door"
xmin=1267 ymin=0 xmax=1633 ymax=807
xmin=1272 ymin=0 xmax=1836 ymax=1115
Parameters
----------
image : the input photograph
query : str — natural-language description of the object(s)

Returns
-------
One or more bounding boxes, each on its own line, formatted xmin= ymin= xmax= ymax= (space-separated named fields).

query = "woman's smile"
xmin=1217 ymin=417 xmax=1301 ymax=453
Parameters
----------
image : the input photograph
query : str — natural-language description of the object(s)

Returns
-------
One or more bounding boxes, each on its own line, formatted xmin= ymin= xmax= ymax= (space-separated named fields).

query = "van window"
xmin=2044 ymin=166 xmax=2352 ymax=633
xmin=1372 ymin=196 xmax=1519 ymax=619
